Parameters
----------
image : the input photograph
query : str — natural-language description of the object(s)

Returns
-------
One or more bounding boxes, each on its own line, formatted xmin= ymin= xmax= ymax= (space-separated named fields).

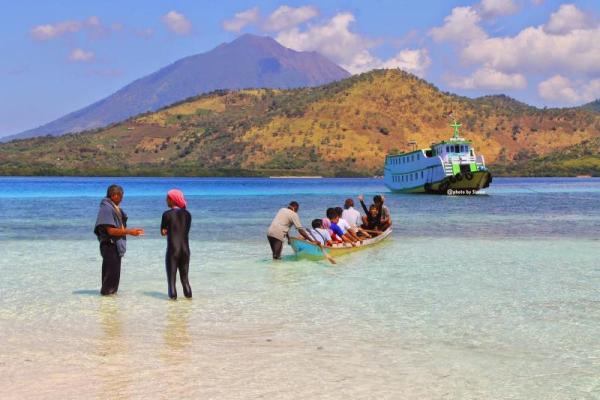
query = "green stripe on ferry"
xmin=470 ymin=163 xmax=477 ymax=172
xmin=452 ymin=164 xmax=460 ymax=175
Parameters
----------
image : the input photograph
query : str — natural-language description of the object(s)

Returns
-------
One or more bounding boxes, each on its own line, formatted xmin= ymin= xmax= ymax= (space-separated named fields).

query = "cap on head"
xmin=289 ymin=201 xmax=299 ymax=211
xmin=373 ymin=195 xmax=383 ymax=204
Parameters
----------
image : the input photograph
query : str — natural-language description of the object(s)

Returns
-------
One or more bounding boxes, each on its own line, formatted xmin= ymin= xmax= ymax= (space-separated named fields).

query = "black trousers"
xmin=166 ymin=251 xmax=192 ymax=299
xmin=100 ymin=242 xmax=121 ymax=295
xmin=267 ymin=235 xmax=283 ymax=259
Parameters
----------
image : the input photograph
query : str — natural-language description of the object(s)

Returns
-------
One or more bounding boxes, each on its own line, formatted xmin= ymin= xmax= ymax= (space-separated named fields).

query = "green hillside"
xmin=1 ymin=69 xmax=599 ymax=176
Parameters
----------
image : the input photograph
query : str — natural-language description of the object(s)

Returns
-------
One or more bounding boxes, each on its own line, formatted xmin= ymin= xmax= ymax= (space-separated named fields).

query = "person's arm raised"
xmin=358 ymin=194 xmax=369 ymax=214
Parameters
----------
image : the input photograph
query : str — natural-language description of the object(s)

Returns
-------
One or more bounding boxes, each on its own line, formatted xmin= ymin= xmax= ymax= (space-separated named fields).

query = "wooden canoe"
xmin=289 ymin=228 xmax=392 ymax=261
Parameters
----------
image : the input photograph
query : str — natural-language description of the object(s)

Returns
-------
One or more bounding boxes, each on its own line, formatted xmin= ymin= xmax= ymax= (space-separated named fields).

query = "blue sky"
xmin=2 ymin=0 xmax=600 ymax=137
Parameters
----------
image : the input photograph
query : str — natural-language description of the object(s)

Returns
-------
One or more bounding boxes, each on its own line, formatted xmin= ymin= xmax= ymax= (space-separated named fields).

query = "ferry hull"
xmin=389 ymin=170 xmax=492 ymax=195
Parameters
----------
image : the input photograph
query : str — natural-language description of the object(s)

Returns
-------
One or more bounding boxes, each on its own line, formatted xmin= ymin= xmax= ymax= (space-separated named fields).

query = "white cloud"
xmin=544 ymin=4 xmax=592 ymax=34
xmin=538 ymin=75 xmax=600 ymax=104
xmin=429 ymin=6 xmax=487 ymax=44
xmin=462 ymin=25 xmax=600 ymax=75
xmin=532 ymin=0 xmax=544 ymax=5
xmin=31 ymin=20 xmax=83 ymax=40
xmin=447 ymin=67 xmax=527 ymax=90
xmin=276 ymin=13 xmax=375 ymax=72
xmin=69 ymin=48 xmax=95 ymax=62
xmin=135 ymin=28 xmax=154 ymax=39
xmin=478 ymin=0 xmax=519 ymax=18
xmin=263 ymin=5 xmax=318 ymax=31
xmin=223 ymin=7 xmax=260 ymax=32
xmin=30 ymin=16 xmax=123 ymax=41
xmin=276 ymin=12 xmax=430 ymax=76
xmin=381 ymin=49 xmax=432 ymax=78
xmin=161 ymin=11 xmax=192 ymax=35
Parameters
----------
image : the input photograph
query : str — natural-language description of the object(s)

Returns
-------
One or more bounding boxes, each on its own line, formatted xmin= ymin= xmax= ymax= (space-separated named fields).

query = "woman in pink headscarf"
xmin=160 ymin=189 xmax=192 ymax=299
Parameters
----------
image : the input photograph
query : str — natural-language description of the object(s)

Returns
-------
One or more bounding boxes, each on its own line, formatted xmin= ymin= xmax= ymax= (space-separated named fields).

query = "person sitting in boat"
xmin=308 ymin=219 xmax=332 ymax=246
xmin=322 ymin=218 xmax=343 ymax=244
xmin=326 ymin=208 xmax=357 ymax=246
xmin=373 ymin=195 xmax=392 ymax=230
xmin=358 ymin=194 xmax=383 ymax=233
xmin=335 ymin=207 xmax=361 ymax=242
xmin=267 ymin=201 xmax=316 ymax=260
xmin=341 ymin=199 xmax=371 ymax=238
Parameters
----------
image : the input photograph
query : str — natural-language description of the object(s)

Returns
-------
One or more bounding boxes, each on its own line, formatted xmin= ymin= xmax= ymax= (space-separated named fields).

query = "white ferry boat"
xmin=384 ymin=122 xmax=492 ymax=194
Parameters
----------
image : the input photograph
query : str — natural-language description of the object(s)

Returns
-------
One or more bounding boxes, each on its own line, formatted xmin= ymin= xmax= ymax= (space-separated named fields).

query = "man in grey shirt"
xmin=267 ymin=201 xmax=315 ymax=259
xmin=94 ymin=184 xmax=144 ymax=295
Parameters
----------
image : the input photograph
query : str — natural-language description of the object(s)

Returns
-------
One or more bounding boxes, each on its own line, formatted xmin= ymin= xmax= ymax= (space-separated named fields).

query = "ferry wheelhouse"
xmin=384 ymin=122 xmax=492 ymax=194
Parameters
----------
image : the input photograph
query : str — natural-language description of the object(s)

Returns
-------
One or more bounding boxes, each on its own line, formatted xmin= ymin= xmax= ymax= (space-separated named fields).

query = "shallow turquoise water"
xmin=1 ymin=177 xmax=599 ymax=399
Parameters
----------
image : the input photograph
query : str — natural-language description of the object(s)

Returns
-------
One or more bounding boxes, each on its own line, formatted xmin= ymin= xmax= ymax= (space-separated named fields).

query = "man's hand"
xmin=358 ymin=194 xmax=364 ymax=202
xmin=129 ymin=228 xmax=145 ymax=236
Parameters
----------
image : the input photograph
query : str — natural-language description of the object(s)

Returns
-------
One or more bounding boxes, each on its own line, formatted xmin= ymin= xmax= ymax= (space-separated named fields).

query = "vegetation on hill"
xmin=493 ymin=137 xmax=600 ymax=176
xmin=1 ymin=69 xmax=599 ymax=176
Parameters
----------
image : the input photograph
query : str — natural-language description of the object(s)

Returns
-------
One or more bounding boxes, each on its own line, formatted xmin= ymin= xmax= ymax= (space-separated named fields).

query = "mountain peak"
xmin=5 ymin=35 xmax=350 ymax=141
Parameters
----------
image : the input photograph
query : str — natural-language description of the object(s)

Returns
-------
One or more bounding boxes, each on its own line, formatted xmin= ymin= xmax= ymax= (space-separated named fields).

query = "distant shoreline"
xmin=0 ymin=174 xmax=597 ymax=179
xmin=269 ymin=176 xmax=323 ymax=179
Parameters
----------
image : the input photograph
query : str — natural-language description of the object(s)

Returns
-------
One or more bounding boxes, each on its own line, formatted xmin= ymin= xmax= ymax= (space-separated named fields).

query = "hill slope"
xmin=1 ymin=69 xmax=599 ymax=176
xmin=5 ymin=34 xmax=349 ymax=141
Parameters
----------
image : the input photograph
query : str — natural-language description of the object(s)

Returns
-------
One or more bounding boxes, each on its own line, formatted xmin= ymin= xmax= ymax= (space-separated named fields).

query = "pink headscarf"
xmin=322 ymin=218 xmax=331 ymax=229
xmin=167 ymin=189 xmax=187 ymax=209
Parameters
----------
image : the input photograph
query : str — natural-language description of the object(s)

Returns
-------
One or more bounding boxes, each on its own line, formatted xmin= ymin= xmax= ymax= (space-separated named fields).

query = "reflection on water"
xmin=164 ymin=302 xmax=191 ymax=352
xmin=98 ymin=297 xmax=129 ymax=398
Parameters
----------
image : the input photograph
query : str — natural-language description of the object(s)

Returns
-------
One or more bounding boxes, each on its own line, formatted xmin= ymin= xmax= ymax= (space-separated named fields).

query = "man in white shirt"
xmin=267 ymin=201 xmax=315 ymax=259
xmin=341 ymin=199 xmax=362 ymax=228
xmin=334 ymin=207 xmax=361 ymax=242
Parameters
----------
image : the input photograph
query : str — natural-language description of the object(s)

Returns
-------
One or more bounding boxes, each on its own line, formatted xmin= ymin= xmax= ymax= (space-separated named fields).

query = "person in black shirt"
xmin=358 ymin=194 xmax=384 ymax=232
xmin=161 ymin=189 xmax=192 ymax=299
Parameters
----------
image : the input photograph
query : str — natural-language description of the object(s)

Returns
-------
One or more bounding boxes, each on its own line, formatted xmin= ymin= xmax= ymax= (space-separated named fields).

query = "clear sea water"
xmin=0 ymin=177 xmax=598 ymax=399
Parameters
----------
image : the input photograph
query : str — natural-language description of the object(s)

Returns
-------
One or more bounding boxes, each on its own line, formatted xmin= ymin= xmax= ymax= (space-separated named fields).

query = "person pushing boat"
xmin=267 ymin=201 xmax=316 ymax=260
xmin=161 ymin=189 xmax=192 ymax=300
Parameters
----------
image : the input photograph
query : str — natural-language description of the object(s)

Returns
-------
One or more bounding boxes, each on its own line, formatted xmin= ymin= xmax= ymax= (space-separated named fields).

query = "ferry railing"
xmin=445 ymin=155 xmax=477 ymax=164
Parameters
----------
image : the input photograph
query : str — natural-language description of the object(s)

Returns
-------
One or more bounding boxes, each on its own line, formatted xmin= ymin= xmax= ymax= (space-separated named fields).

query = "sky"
xmin=2 ymin=0 xmax=600 ymax=137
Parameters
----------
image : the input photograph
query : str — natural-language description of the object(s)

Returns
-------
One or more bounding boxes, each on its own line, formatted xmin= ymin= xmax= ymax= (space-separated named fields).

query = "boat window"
xmin=411 ymin=155 xmax=414 ymax=162
xmin=446 ymin=146 xmax=449 ymax=152
xmin=470 ymin=149 xmax=474 ymax=156
xmin=421 ymin=171 xmax=424 ymax=179
xmin=417 ymin=153 xmax=420 ymax=160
